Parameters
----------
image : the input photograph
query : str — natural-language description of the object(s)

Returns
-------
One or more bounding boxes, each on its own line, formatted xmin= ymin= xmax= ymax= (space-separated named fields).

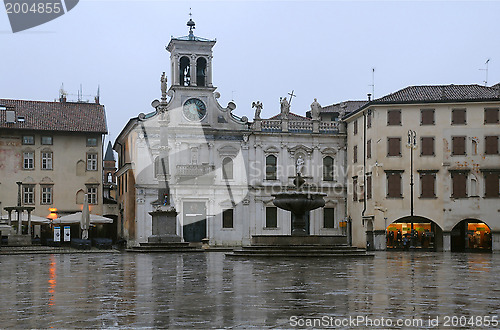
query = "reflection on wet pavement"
xmin=0 ymin=252 xmax=498 ymax=328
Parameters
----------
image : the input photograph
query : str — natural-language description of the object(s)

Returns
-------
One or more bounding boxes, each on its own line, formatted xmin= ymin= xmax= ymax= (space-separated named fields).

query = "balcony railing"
xmin=176 ymin=164 xmax=215 ymax=177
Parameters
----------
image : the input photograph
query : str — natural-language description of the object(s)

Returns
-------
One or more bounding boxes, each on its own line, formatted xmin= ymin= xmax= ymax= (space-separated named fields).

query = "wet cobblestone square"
xmin=0 ymin=252 xmax=499 ymax=328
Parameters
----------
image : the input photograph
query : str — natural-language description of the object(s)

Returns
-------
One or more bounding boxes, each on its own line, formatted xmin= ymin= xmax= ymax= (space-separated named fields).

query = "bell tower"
xmin=166 ymin=16 xmax=216 ymax=88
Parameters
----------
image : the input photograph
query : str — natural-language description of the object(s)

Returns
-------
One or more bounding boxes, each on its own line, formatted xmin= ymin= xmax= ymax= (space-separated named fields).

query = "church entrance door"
xmin=182 ymin=202 xmax=207 ymax=242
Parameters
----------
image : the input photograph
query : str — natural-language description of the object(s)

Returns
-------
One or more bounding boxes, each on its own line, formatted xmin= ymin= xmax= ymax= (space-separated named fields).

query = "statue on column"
xmin=252 ymin=101 xmax=263 ymax=120
xmin=161 ymin=72 xmax=168 ymax=101
xmin=310 ymin=98 xmax=321 ymax=120
xmin=280 ymin=96 xmax=290 ymax=119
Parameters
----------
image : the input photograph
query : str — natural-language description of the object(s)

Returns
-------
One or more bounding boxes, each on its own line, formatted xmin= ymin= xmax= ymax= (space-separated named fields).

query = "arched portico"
xmin=386 ymin=216 xmax=443 ymax=251
xmin=451 ymin=219 xmax=492 ymax=252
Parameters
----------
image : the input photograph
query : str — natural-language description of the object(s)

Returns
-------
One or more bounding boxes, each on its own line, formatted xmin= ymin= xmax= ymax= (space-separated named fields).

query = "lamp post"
xmin=406 ymin=130 xmax=417 ymax=231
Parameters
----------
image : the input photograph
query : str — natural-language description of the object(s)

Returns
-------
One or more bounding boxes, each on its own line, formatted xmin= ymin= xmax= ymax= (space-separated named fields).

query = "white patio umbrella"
xmin=54 ymin=213 xmax=113 ymax=224
xmin=81 ymin=194 xmax=90 ymax=239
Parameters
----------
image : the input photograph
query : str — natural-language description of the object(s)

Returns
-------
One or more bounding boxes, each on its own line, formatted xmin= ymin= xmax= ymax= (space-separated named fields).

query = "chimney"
xmin=60 ymin=95 xmax=67 ymax=103
xmin=367 ymin=93 xmax=372 ymax=101
xmin=94 ymin=96 xmax=100 ymax=104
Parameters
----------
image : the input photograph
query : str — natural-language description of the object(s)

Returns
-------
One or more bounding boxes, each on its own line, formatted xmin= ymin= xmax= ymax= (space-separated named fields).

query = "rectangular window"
xmin=484 ymin=171 xmax=500 ymax=198
xmin=451 ymin=172 xmax=467 ymax=198
xmin=366 ymin=175 xmax=372 ymax=200
xmin=22 ymin=136 xmax=34 ymax=145
xmin=452 ymin=109 xmax=466 ymax=125
xmin=386 ymin=171 xmax=402 ymax=198
xmin=485 ymin=136 xmax=499 ymax=155
xmin=23 ymin=185 xmax=35 ymax=205
xmin=41 ymin=136 xmax=53 ymax=145
xmin=41 ymin=186 xmax=53 ymax=204
xmin=322 ymin=156 xmax=334 ymax=181
xmin=87 ymin=187 xmax=97 ymax=204
xmin=484 ymin=108 xmax=499 ymax=124
xmin=41 ymin=152 xmax=53 ymax=170
xmin=265 ymin=155 xmax=277 ymax=180
xmin=420 ymin=137 xmax=435 ymax=156
xmin=387 ymin=137 xmax=401 ymax=157
xmin=323 ymin=208 xmax=335 ymax=228
xmin=87 ymin=137 xmax=98 ymax=147
xmin=387 ymin=110 xmax=401 ymax=126
xmin=265 ymin=207 xmax=277 ymax=228
xmin=367 ymin=139 xmax=372 ymax=159
xmin=87 ymin=153 xmax=98 ymax=171
xmin=452 ymin=136 xmax=466 ymax=156
xmin=420 ymin=172 xmax=436 ymax=198
xmin=222 ymin=209 xmax=234 ymax=228
xmin=420 ymin=109 xmax=435 ymax=125
xmin=353 ymin=177 xmax=358 ymax=201
xmin=353 ymin=119 xmax=358 ymax=135
xmin=353 ymin=145 xmax=358 ymax=163
xmin=23 ymin=152 xmax=34 ymax=169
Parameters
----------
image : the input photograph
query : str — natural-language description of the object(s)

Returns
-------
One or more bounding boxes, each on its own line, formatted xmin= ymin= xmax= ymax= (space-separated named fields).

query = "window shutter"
xmin=421 ymin=109 xmax=435 ymax=125
xmin=421 ymin=137 xmax=434 ymax=156
xmin=485 ymin=136 xmax=499 ymax=155
xmin=353 ymin=177 xmax=358 ymax=201
xmin=420 ymin=173 xmax=435 ymax=198
xmin=367 ymin=112 xmax=372 ymax=128
xmin=452 ymin=137 xmax=466 ymax=155
xmin=387 ymin=110 xmax=401 ymax=126
xmin=452 ymin=109 xmax=466 ymax=125
xmin=353 ymin=120 xmax=358 ymax=135
xmin=452 ymin=172 xmax=467 ymax=198
xmin=388 ymin=138 xmax=401 ymax=156
xmin=367 ymin=139 xmax=372 ymax=159
xmin=387 ymin=172 xmax=401 ymax=198
xmin=485 ymin=108 xmax=499 ymax=124
xmin=353 ymin=145 xmax=358 ymax=163
xmin=484 ymin=172 xmax=499 ymax=198
xmin=366 ymin=175 xmax=372 ymax=200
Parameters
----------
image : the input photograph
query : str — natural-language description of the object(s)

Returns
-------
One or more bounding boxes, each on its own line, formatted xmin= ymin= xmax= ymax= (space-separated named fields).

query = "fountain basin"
xmin=272 ymin=191 xmax=326 ymax=236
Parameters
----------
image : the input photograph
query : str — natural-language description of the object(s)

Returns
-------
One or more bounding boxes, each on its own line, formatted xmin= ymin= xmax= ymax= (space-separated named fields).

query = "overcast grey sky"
xmin=1 ymin=1 xmax=499 ymax=143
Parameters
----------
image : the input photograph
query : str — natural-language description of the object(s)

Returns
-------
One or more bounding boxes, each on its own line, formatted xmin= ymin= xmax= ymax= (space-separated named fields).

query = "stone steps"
xmin=127 ymin=241 xmax=202 ymax=253
xmin=226 ymin=245 xmax=373 ymax=258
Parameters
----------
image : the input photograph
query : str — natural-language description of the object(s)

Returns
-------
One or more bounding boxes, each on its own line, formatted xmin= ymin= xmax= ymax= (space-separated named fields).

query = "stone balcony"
xmin=176 ymin=164 xmax=216 ymax=178
xmin=255 ymin=119 xmax=340 ymax=134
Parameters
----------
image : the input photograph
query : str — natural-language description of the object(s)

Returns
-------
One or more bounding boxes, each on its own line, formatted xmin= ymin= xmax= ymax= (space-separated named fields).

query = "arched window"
xmin=266 ymin=155 xmax=277 ymax=180
xmin=196 ymin=57 xmax=207 ymax=87
xmin=323 ymin=156 xmax=334 ymax=181
xmin=179 ymin=56 xmax=190 ymax=86
xmin=107 ymin=172 xmax=113 ymax=183
xmin=222 ymin=157 xmax=233 ymax=180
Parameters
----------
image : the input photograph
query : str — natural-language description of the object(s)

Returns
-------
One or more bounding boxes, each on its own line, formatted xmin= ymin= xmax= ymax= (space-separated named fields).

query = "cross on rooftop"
xmin=288 ymin=90 xmax=296 ymax=105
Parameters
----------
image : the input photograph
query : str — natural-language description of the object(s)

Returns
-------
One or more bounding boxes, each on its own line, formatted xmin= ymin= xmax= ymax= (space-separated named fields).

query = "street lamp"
xmin=406 ymin=130 xmax=417 ymax=232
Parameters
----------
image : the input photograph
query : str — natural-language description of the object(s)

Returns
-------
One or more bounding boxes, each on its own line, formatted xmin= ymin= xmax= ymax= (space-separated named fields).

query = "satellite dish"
xmin=151 ymin=99 xmax=160 ymax=109
xmin=227 ymin=101 xmax=236 ymax=111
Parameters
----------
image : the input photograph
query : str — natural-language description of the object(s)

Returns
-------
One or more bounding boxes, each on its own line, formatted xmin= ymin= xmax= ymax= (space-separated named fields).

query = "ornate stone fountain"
xmin=272 ymin=173 xmax=326 ymax=236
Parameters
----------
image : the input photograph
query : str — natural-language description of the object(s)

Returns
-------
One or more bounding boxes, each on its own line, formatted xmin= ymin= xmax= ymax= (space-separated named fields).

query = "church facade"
xmin=113 ymin=23 xmax=348 ymax=247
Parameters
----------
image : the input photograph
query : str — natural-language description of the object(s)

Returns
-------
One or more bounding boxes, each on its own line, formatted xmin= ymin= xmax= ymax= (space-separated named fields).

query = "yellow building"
xmin=0 ymin=98 xmax=108 ymax=238
xmin=344 ymin=84 xmax=500 ymax=252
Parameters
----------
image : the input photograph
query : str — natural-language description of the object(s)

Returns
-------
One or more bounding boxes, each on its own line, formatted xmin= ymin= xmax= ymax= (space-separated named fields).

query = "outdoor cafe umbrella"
xmin=81 ymin=194 xmax=90 ymax=239
xmin=53 ymin=213 xmax=113 ymax=224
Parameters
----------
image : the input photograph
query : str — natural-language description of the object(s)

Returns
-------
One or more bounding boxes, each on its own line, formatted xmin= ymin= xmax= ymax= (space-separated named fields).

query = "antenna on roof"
xmin=95 ymin=85 xmax=100 ymax=104
xmin=480 ymin=58 xmax=490 ymax=86
xmin=369 ymin=68 xmax=375 ymax=98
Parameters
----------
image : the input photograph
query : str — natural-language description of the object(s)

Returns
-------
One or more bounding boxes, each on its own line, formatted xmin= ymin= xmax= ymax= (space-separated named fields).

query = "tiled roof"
xmin=0 ymin=99 xmax=107 ymax=133
xmin=268 ymin=112 xmax=311 ymax=121
xmin=321 ymin=100 xmax=368 ymax=113
xmin=343 ymin=83 xmax=500 ymax=120
xmin=376 ymin=84 xmax=500 ymax=103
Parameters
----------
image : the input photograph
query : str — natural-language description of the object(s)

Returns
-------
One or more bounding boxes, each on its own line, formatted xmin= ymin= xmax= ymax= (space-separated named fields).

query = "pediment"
xmin=218 ymin=145 xmax=239 ymax=157
xmin=321 ymin=147 xmax=338 ymax=155
xmin=40 ymin=177 xmax=53 ymax=183
xmin=264 ymin=146 xmax=279 ymax=154
xmin=85 ymin=177 xmax=99 ymax=184
xmin=288 ymin=145 xmax=313 ymax=155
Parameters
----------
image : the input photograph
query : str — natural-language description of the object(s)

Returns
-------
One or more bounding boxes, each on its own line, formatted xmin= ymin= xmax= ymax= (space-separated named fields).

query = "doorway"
xmin=182 ymin=202 xmax=207 ymax=242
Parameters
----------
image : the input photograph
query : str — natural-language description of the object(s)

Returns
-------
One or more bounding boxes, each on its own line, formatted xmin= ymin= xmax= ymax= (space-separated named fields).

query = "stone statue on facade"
xmin=161 ymin=72 xmax=167 ymax=100
xmin=311 ymin=98 xmax=321 ymax=120
xmin=280 ymin=96 xmax=290 ymax=119
xmin=296 ymin=155 xmax=305 ymax=175
xmin=252 ymin=101 xmax=263 ymax=120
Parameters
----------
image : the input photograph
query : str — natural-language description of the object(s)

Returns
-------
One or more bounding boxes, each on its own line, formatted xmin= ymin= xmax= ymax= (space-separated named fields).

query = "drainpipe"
xmin=362 ymin=95 xmax=371 ymax=218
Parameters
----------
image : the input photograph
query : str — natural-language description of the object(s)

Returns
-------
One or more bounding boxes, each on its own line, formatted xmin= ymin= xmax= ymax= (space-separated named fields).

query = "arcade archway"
xmin=451 ymin=219 xmax=492 ymax=252
xmin=386 ymin=216 xmax=443 ymax=251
